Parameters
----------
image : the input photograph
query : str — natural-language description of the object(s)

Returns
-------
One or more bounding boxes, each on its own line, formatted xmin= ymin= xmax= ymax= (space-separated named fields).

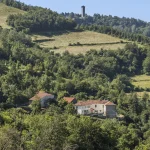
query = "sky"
xmin=20 ymin=0 xmax=150 ymax=22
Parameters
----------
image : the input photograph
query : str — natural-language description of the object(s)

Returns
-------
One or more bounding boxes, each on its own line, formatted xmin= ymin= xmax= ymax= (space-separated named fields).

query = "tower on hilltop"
xmin=81 ymin=6 xmax=85 ymax=18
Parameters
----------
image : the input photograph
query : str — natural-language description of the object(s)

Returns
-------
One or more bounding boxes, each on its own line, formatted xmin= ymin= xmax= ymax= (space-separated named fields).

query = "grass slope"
xmin=0 ymin=3 xmax=25 ymax=28
xmin=131 ymin=75 xmax=150 ymax=89
xmin=128 ymin=75 xmax=150 ymax=98
xmin=32 ymin=31 xmax=128 ymax=54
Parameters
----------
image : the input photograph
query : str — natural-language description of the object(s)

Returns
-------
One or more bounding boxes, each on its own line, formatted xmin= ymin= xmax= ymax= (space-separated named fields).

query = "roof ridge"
xmin=105 ymin=101 xmax=116 ymax=106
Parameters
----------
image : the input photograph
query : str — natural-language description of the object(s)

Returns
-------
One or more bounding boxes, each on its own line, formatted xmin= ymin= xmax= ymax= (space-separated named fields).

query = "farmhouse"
xmin=74 ymin=100 xmax=116 ymax=118
xmin=29 ymin=91 xmax=55 ymax=107
xmin=63 ymin=97 xmax=77 ymax=104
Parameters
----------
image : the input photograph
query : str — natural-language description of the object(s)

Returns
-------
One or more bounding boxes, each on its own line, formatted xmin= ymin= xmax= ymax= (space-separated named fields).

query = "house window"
xmin=95 ymin=110 xmax=98 ymax=113
xmin=95 ymin=105 xmax=97 ymax=108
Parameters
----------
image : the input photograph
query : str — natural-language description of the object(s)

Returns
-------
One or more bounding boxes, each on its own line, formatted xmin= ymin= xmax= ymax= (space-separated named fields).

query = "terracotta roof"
xmin=63 ymin=97 xmax=76 ymax=103
xmin=105 ymin=101 xmax=116 ymax=106
xmin=75 ymin=100 xmax=110 ymax=106
xmin=29 ymin=91 xmax=54 ymax=101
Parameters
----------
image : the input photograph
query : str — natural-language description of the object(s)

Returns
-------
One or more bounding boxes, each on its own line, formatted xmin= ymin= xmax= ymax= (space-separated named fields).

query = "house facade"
xmin=75 ymin=100 xmax=116 ymax=118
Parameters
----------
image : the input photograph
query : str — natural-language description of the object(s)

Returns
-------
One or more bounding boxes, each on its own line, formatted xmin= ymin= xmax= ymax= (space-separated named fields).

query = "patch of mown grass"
xmin=131 ymin=75 xmax=150 ymax=89
xmin=32 ymin=31 xmax=128 ymax=54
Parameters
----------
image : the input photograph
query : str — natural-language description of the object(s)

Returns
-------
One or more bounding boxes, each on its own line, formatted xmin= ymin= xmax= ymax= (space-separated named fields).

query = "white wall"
xmin=75 ymin=105 xmax=90 ymax=115
xmin=91 ymin=104 xmax=104 ymax=114
xmin=76 ymin=103 xmax=116 ymax=118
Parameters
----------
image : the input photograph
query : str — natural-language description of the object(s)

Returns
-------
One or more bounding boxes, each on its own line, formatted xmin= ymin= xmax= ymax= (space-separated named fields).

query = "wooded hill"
xmin=0 ymin=0 xmax=76 ymax=32
xmin=1 ymin=0 xmax=150 ymax=47
xmin=0 ymin=1 xmax=150 ymax=149
xmin=0 ymin=27 xmax=150 ymax=149
xmin=62 ymin=12 xmax=150 ymax=37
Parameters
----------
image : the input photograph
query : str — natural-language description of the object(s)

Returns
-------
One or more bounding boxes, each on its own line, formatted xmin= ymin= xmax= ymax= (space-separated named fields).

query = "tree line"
xmin=62 ymin=12 xmax=150 ymax=37
xmin=0 ymin=0 xmax=35 ymax=11
xmin=6 ymin=8 xmax=76 ymax=33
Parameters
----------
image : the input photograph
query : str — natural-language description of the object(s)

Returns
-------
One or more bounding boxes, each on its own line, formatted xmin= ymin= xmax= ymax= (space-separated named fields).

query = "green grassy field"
xmin=127 ymin=91 xmax=150 ymax=99
xmin=32 ymin=31 xmax=128 ymax=54
xmin=131 ymin=75 xmax=150 ymax=89
xmin=0 ymin=3 xmax=25 ymax=28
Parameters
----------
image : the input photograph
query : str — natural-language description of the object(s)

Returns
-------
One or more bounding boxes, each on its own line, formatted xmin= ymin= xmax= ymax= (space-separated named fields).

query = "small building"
xmin=63 ymin=97 xmax=77 ymax=104
xmin=29 ymin=91 xmax=55 ymax=107
xmin=74 ymin=100 xmax=116 ymax=118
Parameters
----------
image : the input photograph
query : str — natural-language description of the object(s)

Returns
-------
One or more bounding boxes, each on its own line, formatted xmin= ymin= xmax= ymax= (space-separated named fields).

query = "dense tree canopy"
xmin=0 ymin=1 xmax=150 ymax=149
xmin=6 ymin=7 xmax=76 ymax=32
xmin=0 ymin=28 xmax=148 ymax=106
xmin=62 ymin=12 xmax=150 ymax=37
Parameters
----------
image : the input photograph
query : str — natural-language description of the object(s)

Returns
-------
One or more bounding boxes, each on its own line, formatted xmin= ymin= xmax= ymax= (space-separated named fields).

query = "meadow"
xmin=131 ymin=75 xmax=150 ymax=89
xmin=32 ymin=31 xmax=128 ymax=54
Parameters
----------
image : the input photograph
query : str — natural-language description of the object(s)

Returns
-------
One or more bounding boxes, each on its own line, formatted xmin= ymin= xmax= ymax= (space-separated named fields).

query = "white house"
xmin=74 ymin=100 xmax=116 ymax=118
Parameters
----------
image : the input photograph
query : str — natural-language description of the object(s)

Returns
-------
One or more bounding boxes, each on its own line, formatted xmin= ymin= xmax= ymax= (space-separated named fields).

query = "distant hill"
xmin=62 ymin=13 xmax=150 ymax=37
xmin=1 ymin=0 xmax=149 ymax=54
xmin=0 ymin=3 xmax=25 ymax=28
xmin=0 ymin=1 xmax=76 ymax=32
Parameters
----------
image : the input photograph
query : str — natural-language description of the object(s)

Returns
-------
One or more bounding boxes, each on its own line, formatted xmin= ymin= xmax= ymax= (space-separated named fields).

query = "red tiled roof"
xmin=105 ymin=101 xmax=116 ymax=106
xmin=75 ymin=100 xmax=109 ymax=106
xmin=63 ymin=97 xmax=76 ymax=103
xmin=29 ymin=91 xmax=53 ymax=101
xmin=75 ymin=100 xmax=116 ymax=106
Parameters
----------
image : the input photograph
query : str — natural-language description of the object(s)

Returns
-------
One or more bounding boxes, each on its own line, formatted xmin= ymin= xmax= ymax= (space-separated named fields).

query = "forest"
xmin=62 ymin=12 xmax=150 ymax=37
xmin=0 ymin=0 xmax=150 ymax=150
xmin=0 ymin=26 xmax=150 ymax=150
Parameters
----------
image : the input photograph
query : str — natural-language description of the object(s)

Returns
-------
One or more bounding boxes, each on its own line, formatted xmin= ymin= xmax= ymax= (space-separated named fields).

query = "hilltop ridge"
xmin=0 ymin=3 xmax=25 ymax=28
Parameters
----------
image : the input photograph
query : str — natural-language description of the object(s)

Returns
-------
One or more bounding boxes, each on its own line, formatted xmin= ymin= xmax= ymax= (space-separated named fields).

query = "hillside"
xmin=0 ymin=3 xmax=25 ymax=28
xmin=32 ymin=31 xmax=128 ymax=54
xmin=131 ymin=75 xmax=150 ymax=89
xmin=62 ymin=12 xmax=150 ymax=37
xmin=1 ymin=1 xmax=150 ymax=149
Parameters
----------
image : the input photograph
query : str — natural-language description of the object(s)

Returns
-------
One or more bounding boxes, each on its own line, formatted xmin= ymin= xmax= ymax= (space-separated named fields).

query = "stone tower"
xmin=81 ymin=6 xmax=85 ymax=17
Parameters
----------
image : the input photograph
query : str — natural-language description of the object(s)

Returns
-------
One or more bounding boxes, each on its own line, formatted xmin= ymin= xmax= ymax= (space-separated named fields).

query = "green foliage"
xmin=6 ymin=8 xmax=76 ymax=32
xmin=0 ymin=28 xmax=147 ymax=105
xmin=65 ymin=103 xmax=76 ymax=115
xmin=0 ymin=126 xmax=21 ymax=150
xmin=143 ymin=56 xmax=150 ymax=74
xmin=31 ymin=100 xmax=41 ymax=114
xmin=63 ymin=12 xmax=150 ymax=38
xmin=0 ymin=3 xmax=150 ymax=148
